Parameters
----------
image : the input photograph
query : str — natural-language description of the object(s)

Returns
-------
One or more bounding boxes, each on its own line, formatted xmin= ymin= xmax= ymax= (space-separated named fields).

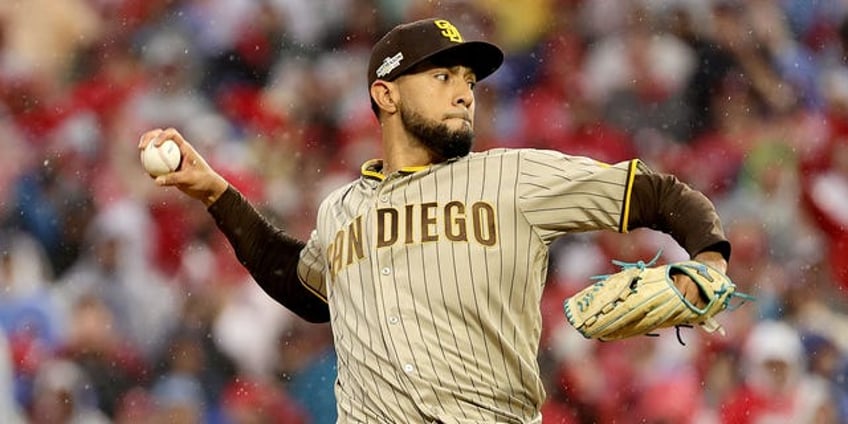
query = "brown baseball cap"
xmin=367 ymin=18 xmax=504 ymax=87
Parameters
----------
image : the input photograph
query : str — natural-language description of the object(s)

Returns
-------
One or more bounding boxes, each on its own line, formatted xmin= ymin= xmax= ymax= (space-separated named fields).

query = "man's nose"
xmin=455 ymin=84 xmax=473 ymax=108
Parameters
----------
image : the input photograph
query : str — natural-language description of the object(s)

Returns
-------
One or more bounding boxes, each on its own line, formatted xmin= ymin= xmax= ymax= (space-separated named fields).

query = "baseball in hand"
xmin=141 ymin=139 xmax=182 ymax=177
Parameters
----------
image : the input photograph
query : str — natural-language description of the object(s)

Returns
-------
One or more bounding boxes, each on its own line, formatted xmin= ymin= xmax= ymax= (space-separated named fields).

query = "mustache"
xmin=443 ymin=111 xmax=471 ymax=122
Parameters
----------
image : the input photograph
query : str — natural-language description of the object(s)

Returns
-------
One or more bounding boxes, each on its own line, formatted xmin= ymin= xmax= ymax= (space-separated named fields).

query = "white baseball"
xmin=141 ymin=139 xmax=182 ymax=177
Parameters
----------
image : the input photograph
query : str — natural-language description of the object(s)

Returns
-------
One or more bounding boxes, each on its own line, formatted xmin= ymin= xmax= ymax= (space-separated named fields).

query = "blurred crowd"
xmin=1 ymin=0 xmax=848 ymax=423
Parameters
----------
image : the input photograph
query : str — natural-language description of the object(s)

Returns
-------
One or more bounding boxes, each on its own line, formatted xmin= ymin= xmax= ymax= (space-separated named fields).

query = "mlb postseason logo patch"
xmin=376 ymin=52 xmax=404 ymax=78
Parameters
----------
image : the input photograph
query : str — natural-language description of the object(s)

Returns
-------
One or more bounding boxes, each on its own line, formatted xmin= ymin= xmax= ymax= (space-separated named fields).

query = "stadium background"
xmin=1 ymin=0 xmax=847 ymax=422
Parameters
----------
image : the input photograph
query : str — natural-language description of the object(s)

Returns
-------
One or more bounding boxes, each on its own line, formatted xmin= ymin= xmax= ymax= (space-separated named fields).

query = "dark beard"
xmin=400 ymin=107 xmax=474 ymax=160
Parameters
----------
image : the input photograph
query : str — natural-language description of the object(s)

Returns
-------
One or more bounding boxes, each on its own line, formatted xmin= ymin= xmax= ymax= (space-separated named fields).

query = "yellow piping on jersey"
xmin=398 ymin=165 xmax=430 ymax=174
xmin=297 ymin=270 xmax=329 ymax=303
xmin=300 ymin=280 xmax=329 ymax=303
xmin=361 ymin=159 xmax=385 ymax=181
xmin=620 ymin=159 xmax=638 ymax=233
xmin=360 ymin=159 xmax=430 ymax=180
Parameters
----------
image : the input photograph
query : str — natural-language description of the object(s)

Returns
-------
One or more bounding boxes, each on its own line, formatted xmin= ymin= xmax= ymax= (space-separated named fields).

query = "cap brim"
xmin=389 ymin=41 xmax=504 ymax=83
xmin=433 ymin=41 xmax=504 ymax=81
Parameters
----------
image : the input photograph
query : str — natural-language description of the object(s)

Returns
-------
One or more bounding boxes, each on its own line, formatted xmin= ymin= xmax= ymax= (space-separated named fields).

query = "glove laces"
xmin=590 ymin=250 xmax=664 ymax=282
xmin=610 ymin=249 xmax=663 ymax=271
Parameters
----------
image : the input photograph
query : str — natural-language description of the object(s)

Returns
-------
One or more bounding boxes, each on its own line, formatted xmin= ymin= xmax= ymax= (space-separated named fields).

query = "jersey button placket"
xmin=376 ymin=186 xmax=392 ymax=281
xmin=374 ymin=189 xmax=393 ymax=279
xmin=374 ymin=186 xmax=417 ymax=378
xmin=377 ymin=184 xmax=390 ymax=204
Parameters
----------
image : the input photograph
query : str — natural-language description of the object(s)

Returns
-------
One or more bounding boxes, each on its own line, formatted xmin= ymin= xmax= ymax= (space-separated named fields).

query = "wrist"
xmin=203 ymin=178 xmax=229 ymax=207
xmin=693 ymin=251 xmax=727 ymax=273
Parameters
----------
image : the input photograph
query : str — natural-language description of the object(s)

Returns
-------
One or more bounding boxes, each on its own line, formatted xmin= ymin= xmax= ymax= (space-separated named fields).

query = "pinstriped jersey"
xmin=297 ymin=148 xmax=648 ymax=423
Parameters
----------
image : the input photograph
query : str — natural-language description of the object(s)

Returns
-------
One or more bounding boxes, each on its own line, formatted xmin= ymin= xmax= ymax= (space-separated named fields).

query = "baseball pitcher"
xmin=139 ymin=18 xmax=732 ymax=424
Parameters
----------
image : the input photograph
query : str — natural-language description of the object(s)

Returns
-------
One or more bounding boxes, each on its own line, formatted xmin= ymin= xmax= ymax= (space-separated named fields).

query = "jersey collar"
xmin=360 ymin=159 xmax=431 ymax=181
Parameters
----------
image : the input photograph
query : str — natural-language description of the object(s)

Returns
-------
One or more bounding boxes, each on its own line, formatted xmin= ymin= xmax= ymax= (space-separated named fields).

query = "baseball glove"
xmin=563 ymin=256 xmax=751 ymax=342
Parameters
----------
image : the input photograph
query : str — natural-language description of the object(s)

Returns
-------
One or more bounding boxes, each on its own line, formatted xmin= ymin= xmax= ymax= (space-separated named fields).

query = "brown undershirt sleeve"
xmin=207 ymin=185 xmax=330 ymax=323
xmin=628 ymin=173 xmax=731 ymax=261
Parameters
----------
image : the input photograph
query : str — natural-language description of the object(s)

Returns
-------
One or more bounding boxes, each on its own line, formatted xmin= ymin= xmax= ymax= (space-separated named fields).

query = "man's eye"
xmin=468 ymin=81 xmax=477 ymax=90
xmin=435 ymin=74 xmax=448 ymax=81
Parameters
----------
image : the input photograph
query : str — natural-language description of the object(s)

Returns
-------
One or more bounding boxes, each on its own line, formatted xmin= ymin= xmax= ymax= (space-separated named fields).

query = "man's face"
xmin=395 ymin=63 xmax=478 ymax=160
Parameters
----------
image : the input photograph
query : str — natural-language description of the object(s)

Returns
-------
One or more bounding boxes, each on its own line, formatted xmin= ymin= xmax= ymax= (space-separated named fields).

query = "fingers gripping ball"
xmin=141 ymin=140 xmax=182 ymax=177
xmin=563 ymin=259 xmax=752 ymax=342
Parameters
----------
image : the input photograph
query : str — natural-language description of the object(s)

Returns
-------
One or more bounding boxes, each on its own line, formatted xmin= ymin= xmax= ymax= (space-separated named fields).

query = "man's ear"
xmin=370 ymin=81 xmax=398 ymax=114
